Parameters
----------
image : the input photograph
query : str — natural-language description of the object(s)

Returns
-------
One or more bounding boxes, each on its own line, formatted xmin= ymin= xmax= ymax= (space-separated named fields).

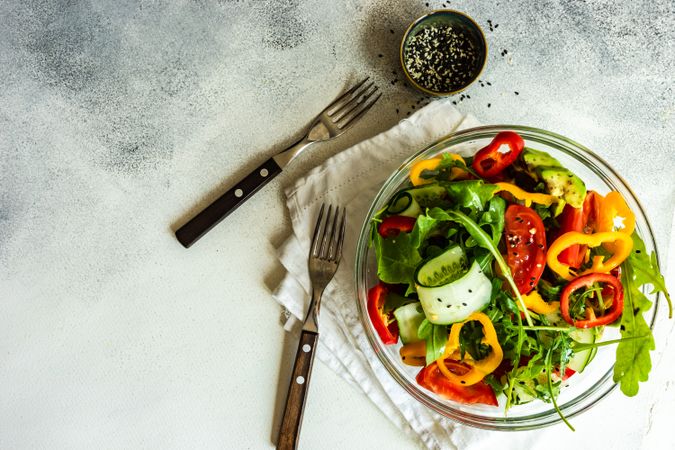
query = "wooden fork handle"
xmin=277 ymin=330 xmax=318 ymax=450
xmin=175 ymin=157 xmax=282 ymax=248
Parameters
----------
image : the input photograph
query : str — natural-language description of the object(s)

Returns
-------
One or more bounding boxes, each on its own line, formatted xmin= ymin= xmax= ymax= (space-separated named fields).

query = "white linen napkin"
xmin=271 ymin=100 xmax=673 ymax=450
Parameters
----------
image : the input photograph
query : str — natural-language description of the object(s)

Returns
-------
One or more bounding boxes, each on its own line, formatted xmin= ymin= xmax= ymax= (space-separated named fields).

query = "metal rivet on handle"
xmin=302 ymin=344 xmax=311 ymax=353
xmin=260 ymin=168 xmax=269 ymax=177
xmin=296 ymin=376 xmax=305 ymax=385
xmin=234 ymin=189 xmax=243 ymax=198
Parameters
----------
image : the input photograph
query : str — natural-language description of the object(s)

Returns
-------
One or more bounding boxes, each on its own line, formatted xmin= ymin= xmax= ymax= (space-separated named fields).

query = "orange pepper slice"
xmin=436 ymin=312 xmax=503 ymax=386
xmin=400 ymin=341 xmax=426 ymax=366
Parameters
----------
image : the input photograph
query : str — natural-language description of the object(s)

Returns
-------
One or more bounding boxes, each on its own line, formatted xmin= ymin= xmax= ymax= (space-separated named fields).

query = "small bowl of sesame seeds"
xmin=400 ymin=10 xmax=487 ymax=96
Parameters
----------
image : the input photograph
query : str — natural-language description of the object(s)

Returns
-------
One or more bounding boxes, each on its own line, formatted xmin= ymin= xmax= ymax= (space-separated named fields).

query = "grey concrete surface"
xmin=1 ymin=1 xmax=673 ymax=449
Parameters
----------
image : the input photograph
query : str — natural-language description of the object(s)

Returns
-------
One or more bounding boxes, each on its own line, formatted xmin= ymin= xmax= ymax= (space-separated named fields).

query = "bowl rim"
xmin=354 ymin=124 xmax=662 ymax=430
xmin=399 ymin=10 xmax=488 ymax=97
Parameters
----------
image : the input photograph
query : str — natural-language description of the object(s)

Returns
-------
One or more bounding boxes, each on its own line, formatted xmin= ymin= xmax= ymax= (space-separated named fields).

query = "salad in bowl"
xmin=358 ymin=127 xmax=671 ymax=429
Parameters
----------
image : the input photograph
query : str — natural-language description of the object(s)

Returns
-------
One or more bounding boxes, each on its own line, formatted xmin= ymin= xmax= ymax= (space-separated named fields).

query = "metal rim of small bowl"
xmin=399 ymin=10 xmax=488 ymax=97
xmin=353 ymin=124 xmax=662 ymax=430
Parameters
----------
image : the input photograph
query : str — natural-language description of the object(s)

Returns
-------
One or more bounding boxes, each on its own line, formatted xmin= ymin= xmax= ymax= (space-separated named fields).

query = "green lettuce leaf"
xmin=373 ymin=231 xmax=422 ymax=286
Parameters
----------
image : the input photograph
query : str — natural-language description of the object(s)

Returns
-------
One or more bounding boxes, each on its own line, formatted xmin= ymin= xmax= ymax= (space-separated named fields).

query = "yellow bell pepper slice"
xmin=494 ymin=182 xmax=558 ymax=207
xmin=409 ymin=154 xmax=467 ymax=186
xmin=436 ymin=312 xmax=503 ymax=386
xmin=520 ymin=290 xmax=559 ymax=315
xmin=547 ymin=231 xmax=633 ymax=280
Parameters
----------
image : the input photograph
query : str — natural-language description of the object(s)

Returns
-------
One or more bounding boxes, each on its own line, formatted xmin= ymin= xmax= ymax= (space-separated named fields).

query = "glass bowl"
xmin=354 ymin=125 xmax=662 ymax=430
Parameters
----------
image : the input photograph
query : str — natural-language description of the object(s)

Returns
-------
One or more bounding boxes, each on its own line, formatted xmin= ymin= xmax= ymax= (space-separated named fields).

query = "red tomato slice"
xmin=416 ymin=359 xmax=498 ymax=406
xmin=367 ymin=283 xmax=399 ymax=344
xmin=471 ymin=131 xmax=525 ymax=178
xmin=378 ymin=215 xmax=416 ymax=238
xmin=504 ymin=204 xmax=547 ymax=294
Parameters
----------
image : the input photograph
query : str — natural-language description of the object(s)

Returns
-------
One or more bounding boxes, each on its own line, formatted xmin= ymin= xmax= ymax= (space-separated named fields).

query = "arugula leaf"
xmin=613 ymin=263 xmax=654 ymax=393
xmin=627 ymin=232 xmax=672 ymax=317
xmin=437 ymin=153 xmax=480 ymax=178
xmin=425 ymin=324 xmax=448 ymax=365
xmin=427 ymin=207 xmax=534 ymax=327
xmin=613 ymin=232 xmax=671 ymax=396
xmin=479 ymin=196 xmax=506 ymax=246
xmin=441 ymin=180 xmax=498 ymax=219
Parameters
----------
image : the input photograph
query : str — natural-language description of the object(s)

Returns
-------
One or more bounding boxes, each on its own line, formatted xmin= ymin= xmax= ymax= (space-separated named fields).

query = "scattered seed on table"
xmin=515 ymin=91 xmax=520 ymax=95
xmin=487 ymin=81 xmax=492 ymax=86
xmin=487 ymin=103 xmax=491 ymax=107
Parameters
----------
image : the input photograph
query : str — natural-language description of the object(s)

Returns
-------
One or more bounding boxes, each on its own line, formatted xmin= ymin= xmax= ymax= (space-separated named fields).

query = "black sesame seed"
xmin=487 ymin=103 xmax=491 ymax=107
xmin=460 ymin=380 xmax=466 ymax=384
xmin=437 ymin=298 xmax=442 ymax=302
xmin=462 ymin=302 xmax=467 ymax=306
xmin=514 ymin=91 xmax=519 ymax=95
xmin=636 ymin=250 xmax=641 ymax=253
xmin=390 ymin=29 xmax=394 ymax=34
xmin=447 ymin=304 xmax=452 ymax=308
xmin=378 ymin=54 xmax=383 ymax=58
xmin=468 ymin=289 xmax=473 ymax=293
xmin=487 ymin=81 xmax=492 ymax=86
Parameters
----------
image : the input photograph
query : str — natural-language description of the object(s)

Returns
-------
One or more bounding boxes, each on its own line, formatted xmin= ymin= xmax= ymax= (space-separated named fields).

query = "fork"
xmin=175 ymin=79 xmax=379 ymax=248
xmin=277 ymin=204 xmax=346 ymax=450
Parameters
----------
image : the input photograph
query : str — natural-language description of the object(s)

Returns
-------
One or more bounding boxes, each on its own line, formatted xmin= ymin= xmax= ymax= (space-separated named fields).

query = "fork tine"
xmin=328 ymin=81 xmax=375 ymax=119
xmin=318 ymin=205 xmax=334 ymax=259
xmin=329 ymin=207 xmax=346 ymax=261
xmin=310 ymin=204 xmax=326 ymax=257
xmin=325 ymin=77 xmax=370 ymax=116
xmin=331 ymin=83 xmax=378 ymax=123
xmin=337 ymin=92 xmax=381 ymax=129
xmin=326 ymin=205 xmax=341 ymax=260
xmin=334 ymin=207 xmax=346 ymax=262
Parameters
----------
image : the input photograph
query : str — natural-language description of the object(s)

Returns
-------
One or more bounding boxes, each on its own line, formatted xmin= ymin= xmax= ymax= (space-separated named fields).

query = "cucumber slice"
xmin=415 ymin=245 xmax=468 ymax=287
xmin=417 ymin=261 xmax=492 ymax=324
xmin=393 ymin=302 xmax=425 ymax=344
xmin=386 ymin=191 xmax=421 ymax=217
xmin=568 ymin=328 xmax=599 ymax=373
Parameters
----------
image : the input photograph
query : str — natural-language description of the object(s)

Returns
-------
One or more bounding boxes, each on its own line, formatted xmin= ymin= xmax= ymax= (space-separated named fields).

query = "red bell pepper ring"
xmin=554 ymin=191 xmax=602 ymax=269
xmin=367 ymin=282 xmax=399 ymax=344
xmin=560 ymin=273 xmax=624 ymax=328
xmin=377 ymin=215 xmax=416 ymax=238
xmin=471 ymin=131 xmax=525 ymax=178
